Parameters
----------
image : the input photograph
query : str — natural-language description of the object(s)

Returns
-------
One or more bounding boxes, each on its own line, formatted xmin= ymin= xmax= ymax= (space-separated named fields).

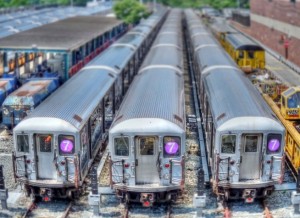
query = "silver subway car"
xmin=12 ymin=9 xmax=167 ymax=201
xmin=184 ymin=9 xmax=285 ymax=202
xmin=109 ymin=9 xmax=185 ymax=207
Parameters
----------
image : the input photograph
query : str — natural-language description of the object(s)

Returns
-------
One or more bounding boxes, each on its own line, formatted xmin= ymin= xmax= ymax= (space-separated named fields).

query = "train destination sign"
xmin=60 ymin=139 xmax=74 ymax=153
xmin=164 ymin=141 xmax=179 ymax=154
xmin=268 ymin=139 xmax=280 ymax=152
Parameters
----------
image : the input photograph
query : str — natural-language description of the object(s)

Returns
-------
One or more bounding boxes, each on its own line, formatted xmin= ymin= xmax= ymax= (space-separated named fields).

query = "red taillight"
xmin=164 ymin=163 xmax=170 ymax=168
xmin=44 ymin=196 xmax=50 ymax=202
xmin=143 ymin=201 xmax=150 ymax=207
xmin=60 ymin=161 xmax=66 ymax=166
xmin=124 ymin=163 xmax=130 ymax=168
xmin=26 ymin=159 xmax=31 ymax=164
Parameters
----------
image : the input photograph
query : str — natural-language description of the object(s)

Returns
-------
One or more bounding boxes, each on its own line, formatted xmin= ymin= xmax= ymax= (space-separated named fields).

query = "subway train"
xmin=108 ymin=9 xmax=185 ymax=207
xmin=210 ymin=18 xmax=265 ymax=72
xmin=185 ymin=9 xmax=285 ymax=202
xmin=12 ymin=9 xmax=167 ymax=201
xmin=2 ymin=77 xmax=59 ymax=128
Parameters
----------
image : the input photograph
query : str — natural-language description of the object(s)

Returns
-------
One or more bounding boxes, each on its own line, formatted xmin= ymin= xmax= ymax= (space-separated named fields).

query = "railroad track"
xmin=22 ymin=200 xmax=73 ymax=218
xmin=220 ymin=199 xmax=273 ymax=218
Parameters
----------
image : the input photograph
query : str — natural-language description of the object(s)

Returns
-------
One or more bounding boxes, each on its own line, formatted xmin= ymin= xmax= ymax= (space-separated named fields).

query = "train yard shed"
xmin=0 ymin=15 xmax=126 ymax=82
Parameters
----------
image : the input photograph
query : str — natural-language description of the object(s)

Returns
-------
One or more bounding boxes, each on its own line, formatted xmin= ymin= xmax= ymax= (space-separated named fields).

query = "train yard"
xmin=1 ymin=5 xmax=300 ymax=218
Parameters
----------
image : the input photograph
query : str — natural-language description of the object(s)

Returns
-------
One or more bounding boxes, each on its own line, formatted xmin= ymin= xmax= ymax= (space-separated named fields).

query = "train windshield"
xmin=266 ymin=134 xmax=282 ymax=154
xmin=38 ymin=135 xmax=53 ymax=152
xmin=221 ymin=134 xmax=236 ymax=154
xmin=287 ymin=92 xmax=300 ymax=108
xmin=114 ymin=137 xmax=129 ymax=156
xmin=17 ymin=134 xmax=29 ymax=153
xmin=58 ymin=135 xmax=75 ymax=155
xmin=163 ymin=136 xmax=181 ymax=157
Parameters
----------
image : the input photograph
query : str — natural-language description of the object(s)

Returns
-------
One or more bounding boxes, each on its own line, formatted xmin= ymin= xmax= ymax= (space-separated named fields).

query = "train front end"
xmin=13 ymin=118 xmax=80 ymax=201
xmin=109 ymin=118 xmax=185 ymax=206
xmin=214 ymin=117 xmax=285 ymax=202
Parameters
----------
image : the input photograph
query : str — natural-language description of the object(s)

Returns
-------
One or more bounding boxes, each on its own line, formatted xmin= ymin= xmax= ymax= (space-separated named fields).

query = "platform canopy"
xmin=0 ymin=15 xmax=123 ymax=52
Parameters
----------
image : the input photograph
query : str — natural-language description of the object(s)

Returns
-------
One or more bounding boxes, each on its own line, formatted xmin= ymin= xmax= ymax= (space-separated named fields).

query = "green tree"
xmin=113 ymin=0 xmax=149 ymax=24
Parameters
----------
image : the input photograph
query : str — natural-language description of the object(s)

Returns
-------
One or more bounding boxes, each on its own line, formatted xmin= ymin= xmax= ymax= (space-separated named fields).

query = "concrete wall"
xmin=232 ymin=0 xmax=300 ymax=67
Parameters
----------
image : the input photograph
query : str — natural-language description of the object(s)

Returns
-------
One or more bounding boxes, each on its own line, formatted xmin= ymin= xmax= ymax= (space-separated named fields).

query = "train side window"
xmin=114 ymin=137 xmax=129 ymax=156
xmin=17 ymin=135 xmax=29 ymax=153
xmin=58 ymin=135 xmax=75 ymax=155
xmin=163 ymin=136 xmax=181 ymax=157
xmin=221 ymin=135 xmax=236 ymax=154
xmin=266 ymin=134 xmax=282 ymax=154
xmin=39 ymin=135 xmax=52 ymax=152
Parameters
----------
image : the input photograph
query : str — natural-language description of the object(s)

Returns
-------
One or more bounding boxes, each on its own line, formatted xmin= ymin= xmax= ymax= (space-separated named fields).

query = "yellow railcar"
xmin=225 ymin=33 xmax=265 ymax=72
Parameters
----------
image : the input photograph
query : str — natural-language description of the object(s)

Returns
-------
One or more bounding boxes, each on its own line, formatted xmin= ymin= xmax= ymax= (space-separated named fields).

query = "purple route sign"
xmin=268 ymin=139 xmax=280 ymax=152
xmin=60 ymin=139 xmax=74 ymax=153
xmin=164 ymin=141 xmax=179 ymax=154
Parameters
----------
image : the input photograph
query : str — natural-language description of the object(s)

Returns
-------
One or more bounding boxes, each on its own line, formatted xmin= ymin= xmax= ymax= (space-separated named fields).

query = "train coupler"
xmin=242 ymin=189 xmax=256 ymax=203
xmin=40 ymin=188 xmax=52 ymax=202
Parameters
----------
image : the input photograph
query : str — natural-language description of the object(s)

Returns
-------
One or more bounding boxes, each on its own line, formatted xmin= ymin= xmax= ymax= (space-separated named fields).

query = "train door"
xmin=239 ymin=134 xmax=262 ymax=180
xmin=135 ymin=136 xmax=160 ymax=184
xmin=35 ymin=134 xmax=55 ymax=179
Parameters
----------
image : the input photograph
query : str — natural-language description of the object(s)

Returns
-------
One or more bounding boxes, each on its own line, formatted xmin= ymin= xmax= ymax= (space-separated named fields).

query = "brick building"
xmin=233 ymin=0 xmax=300 ymax=67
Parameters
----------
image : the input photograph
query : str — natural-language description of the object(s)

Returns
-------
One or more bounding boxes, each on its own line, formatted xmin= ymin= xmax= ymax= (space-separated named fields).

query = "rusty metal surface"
xmin=0 ymin=16 xmax=122 ymax=51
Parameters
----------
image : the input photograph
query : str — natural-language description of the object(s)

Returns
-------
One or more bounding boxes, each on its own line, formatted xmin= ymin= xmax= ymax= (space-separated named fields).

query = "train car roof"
xmin=15 ymin=68 xmax=116 ymax=132
xmin=192 ymin=34 xmax=219 ymax=50
xmin=0 ymin=16 xmax=123 ymax=51
xmin=6 ymin=79 xmax=52 ymax=97
xmin=188 ymin=26 xmax=208 ymax=38
xmin=153 ymin=33 xmax=182 ymax=46
xmin=202 ymin=67 xmax=281 ymax=130
xmin=140 ymin=46 xmax=183 ymax=71
xmin=226 ymin=33 xmax=264 ymax=51
xmin=195 ymin=46 xmax=237 ymax=69
xmin=211 ymin=20 xmax=237 ymax=34
xmin=3 ymin=79 xmax=57 ymax=106
xmin=110 ymin=68 xmax=185 ymax=132
xmin=86 ymin=24 xmax=151 ymax=70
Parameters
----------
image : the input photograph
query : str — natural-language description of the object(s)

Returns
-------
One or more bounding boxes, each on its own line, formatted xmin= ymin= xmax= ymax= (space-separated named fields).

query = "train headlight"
xmin=3 ymin=107 xmax=9 ymax=115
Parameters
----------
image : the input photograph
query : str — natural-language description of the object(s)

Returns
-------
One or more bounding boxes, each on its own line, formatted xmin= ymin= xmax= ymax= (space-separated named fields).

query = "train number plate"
xmin=287 ymin=110 xmax=298 ymax=116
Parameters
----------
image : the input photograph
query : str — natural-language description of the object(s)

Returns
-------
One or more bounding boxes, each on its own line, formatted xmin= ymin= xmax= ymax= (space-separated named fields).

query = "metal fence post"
xmin=291 ymin=168 xmax=300 ymax=217
xmin=88 ymin=166 xmax=100 ymax=216
xmin=0 ymin=165 xmax=8 ymax=210
xmin=193 ymin=169 xmax=206 ymax=218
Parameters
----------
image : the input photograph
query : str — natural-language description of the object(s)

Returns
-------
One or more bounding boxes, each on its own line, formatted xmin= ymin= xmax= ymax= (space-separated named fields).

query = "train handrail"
xmin=156 ymin=152 xmax=162 ymax=179
xmin=216 ymin=155 xmax=230 ymax=183
xmin=169 ymin=159 xmax=184 ymax=185
xmin=110 ymin=158 xmax=125 ymax=185
xmin=12 ymin=152 xmax=28 ymax=179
